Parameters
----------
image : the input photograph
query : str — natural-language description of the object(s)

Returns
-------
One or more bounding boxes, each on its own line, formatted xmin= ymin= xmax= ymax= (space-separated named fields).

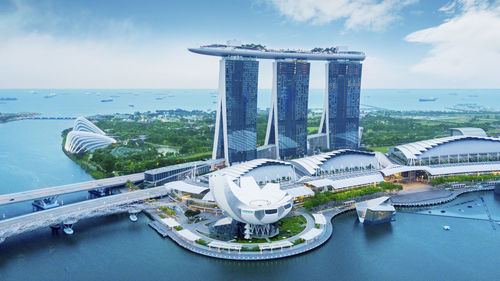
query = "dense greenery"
xmin=241 ymin=246 xmax=260 ymax=251
xmin=378 ymin=182 xmax=403 ymax=191
xmin=184 ymin=209 xmax=201 ymax=217
xmin=429 ymin=174 xmax=500 ymax=185
xmin=361 ymin=111 xmax=500 ymax=149
xmin=174 ymin=226 xmax=183 ymax=231
xmin=0 ymin=112 xmax=37 ymax=123
xmin=64 ymin=110 xmax=500 ymax=179
xmin=302 ymin=186 xmax=383 ymax=210
xmin=159 ymin=206 xmax=176 ymax=216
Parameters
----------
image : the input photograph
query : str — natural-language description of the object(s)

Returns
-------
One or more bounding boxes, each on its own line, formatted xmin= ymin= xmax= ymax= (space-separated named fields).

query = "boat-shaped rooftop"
xmin=188 ymin=44 xmax=365 ymax=61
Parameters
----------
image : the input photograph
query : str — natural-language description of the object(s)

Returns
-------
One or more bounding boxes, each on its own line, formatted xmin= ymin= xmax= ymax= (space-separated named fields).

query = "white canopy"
xmin=300 ymin=228 xmax=323 ymax=241
xmin=312 ymin=213 xmax=326 ymax=225
xmin=259 ymin=241 xmax=293 ymax=250
xmin=161 ymin=217 xmax=180 ymax=228
xmin=177 ymin=229 xmax=201 ymax=242
xmin=208 ymin=241 xmax=242 ymax=250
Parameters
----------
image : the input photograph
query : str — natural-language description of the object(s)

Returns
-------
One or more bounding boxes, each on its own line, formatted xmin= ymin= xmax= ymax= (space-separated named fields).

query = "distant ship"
xmin=0 ymin=97 xmax=17 ymax=101
xmin=419 ymin=97 xmax=438 ymax=102
xmin=101 ymin=99 xmax=113 ymax=103
xmin=44 ymin=93 xmax=57 ymax=98
xmin=128 ymin=104 xmax=135 ymax=107
xmin=355 ymin=196 xmax=395 ymax=225
xmin=155 ymin=97 xmax=164 ymax=100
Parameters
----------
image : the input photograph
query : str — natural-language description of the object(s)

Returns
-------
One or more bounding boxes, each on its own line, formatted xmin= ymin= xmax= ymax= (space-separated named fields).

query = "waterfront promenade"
xmin=390 ymin=186 xmax=494 ymax=207
xmin=0 ymin=186 xmax=168 ymax=243
xmin=0 ymin=173 xmax=144 ymax=206
xmin=147 ymin=207 xmax=354 ymax=261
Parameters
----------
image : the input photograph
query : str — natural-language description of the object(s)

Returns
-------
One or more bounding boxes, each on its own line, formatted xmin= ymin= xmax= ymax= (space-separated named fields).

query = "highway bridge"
xmin=0 ymin=173 xmax=144 ymax=208
xmin=0 ymin=186 xmax=169 ymax=243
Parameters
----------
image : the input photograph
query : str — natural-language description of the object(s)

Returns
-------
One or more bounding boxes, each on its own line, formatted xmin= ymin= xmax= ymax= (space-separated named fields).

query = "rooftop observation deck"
xmin=188 ymin=44 xmax=365 ymax=61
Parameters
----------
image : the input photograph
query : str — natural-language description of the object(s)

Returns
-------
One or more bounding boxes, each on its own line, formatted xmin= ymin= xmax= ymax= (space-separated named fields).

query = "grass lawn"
xmin=270 ymin=215 xmax=307 ymax=242
xmin=366 ymin=146 xmax=391 ymax=153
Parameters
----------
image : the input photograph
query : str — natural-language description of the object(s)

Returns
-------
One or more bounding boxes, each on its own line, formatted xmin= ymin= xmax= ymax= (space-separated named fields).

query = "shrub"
xmin=293 ymin=238 xmax=305 ymax=245
xmin=184 ymin=209 xmax=201 ymax=217
xmin=196 ymin=239 xmax=208 ymax=246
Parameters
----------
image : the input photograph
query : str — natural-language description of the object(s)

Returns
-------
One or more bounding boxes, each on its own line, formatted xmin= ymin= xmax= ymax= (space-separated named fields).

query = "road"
xmin=0 ymin=173 xmax=144 ymax=206
xmin=0 ymin=186 xmax=168 ymax=240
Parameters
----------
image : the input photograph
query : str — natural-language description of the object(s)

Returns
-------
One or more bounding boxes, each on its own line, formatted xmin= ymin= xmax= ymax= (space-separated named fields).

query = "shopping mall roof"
xmin=450 ymin=127 xmax=487 ymax=137
xmin=381 ymin=163 xmax=500 ymax=177
xmin=163 ymin=181 xmax=209 ymax=195
xmin=284 ymin=185 xmax=314 ymax=198
xmin=290 ymin=149 xmax=376 ymax=175
xmin=392 ymin=136 xmax=500 ymax=161
xmin=305 ymin=172 xmax=384 ymax=190
xmin=210 ymin=158 xmax=292 ymax=179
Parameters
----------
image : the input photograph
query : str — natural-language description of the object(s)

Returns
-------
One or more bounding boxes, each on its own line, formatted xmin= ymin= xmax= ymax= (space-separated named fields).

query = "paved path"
xmin=390 ymin=186 xmax=494 ymax=207
xmin=0 ymin=173 xmax=144 ymax=206
xmin=148 ymin=207 xmax=357 ymax=261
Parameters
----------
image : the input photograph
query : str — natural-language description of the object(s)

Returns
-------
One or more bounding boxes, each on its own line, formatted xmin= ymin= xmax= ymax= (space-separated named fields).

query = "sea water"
xmin=1 ymin=89 xmax=500 ymax=280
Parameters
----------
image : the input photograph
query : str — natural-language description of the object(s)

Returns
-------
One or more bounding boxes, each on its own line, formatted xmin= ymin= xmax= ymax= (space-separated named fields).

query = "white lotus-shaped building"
xmin=64 ymin=117 xmax=116 ymax=154
xmin=211 ymin=175 xmax=292 ymax=237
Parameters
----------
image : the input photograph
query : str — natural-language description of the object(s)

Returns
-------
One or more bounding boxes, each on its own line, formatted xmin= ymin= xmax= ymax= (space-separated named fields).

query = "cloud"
xmin=0 ymin=0 xmax=219 ymax=88
xmin=405 ymin=0 xmax=500 ymax=87
xmin=0 ymin=34 xmax=220 ymax=88
xmin=262 ymin=0 xmax=417 ymax=30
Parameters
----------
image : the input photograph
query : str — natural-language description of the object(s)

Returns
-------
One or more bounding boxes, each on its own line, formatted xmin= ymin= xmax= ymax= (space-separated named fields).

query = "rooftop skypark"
xmin=189 ymin=42 xmax=365 ymax=61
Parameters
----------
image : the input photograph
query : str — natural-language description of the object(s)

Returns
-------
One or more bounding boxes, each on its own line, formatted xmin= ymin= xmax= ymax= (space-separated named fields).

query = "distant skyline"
xmin=0 ymin=0 xmax=499 ymax=89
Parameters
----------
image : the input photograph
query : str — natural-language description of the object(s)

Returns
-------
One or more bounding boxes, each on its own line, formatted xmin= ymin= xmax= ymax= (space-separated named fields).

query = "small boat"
xmin=419 ymin=97 xmax=438 ymax=102
xmin=129 ymin=214 xmax=138 ymax=222
xmin=101 ymin=99 xmax=113 ymax=103
xmin=44 ymin=93 xmax=57 ymax=98
xmin=443 ymin=225 xmax=451 ymax=230
xmin=128 ymin=104 xmax=135 ymax=107
xmin=0 ymin=97 xmax=17 ymax=101
xmin=63 ymin=227 xmax=74 ymax=235
xmin=155 ymin=97 xmax=164 ymax=100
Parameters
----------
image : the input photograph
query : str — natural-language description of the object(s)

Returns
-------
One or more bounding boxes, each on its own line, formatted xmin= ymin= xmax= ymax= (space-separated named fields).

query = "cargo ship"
xmin=355 ymin=196 xmax=396 ymax=224
xmin=418 ymin=97 xmax=438 ymax=102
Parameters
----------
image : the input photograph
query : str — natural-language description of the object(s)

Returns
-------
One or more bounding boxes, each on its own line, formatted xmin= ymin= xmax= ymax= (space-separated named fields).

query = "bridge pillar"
xmin=88 ymin=187 xmax=112 ymax=199
xmin=32 ymin=196 xmax=60 ymax=211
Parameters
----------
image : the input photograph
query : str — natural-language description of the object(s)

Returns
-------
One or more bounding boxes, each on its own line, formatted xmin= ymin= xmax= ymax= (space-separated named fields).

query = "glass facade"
xmin=325 ymin=60 xmax=362 ymax=150
xmin=267 ymin=60 xmax=310 ymax=159
xmin=214 ymin=58 xmax=258 ymax=164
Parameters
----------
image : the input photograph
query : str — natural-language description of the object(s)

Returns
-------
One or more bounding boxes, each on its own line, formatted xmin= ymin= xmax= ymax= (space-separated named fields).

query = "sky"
xmin=0 ymin=0 xmax=499 ymax=89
